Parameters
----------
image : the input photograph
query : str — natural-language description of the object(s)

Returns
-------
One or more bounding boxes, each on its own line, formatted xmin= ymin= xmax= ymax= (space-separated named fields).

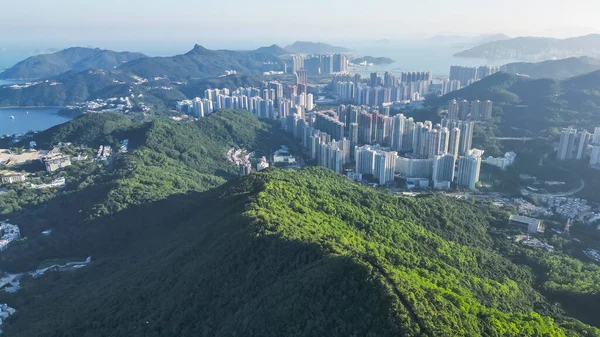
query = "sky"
xmin=1 ymin=0 xmax=600 ymax=59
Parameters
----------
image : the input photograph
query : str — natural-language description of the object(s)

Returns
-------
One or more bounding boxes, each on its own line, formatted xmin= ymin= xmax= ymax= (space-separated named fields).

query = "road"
xmin=491 ymin=137 xmax=535 ymax=141
xmin=525 ymin=154 xmax=586 ymax=198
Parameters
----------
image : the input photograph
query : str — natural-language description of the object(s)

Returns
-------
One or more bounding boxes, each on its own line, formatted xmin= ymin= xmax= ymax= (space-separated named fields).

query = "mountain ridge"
xmin=0 ymin=47 xmax=146 ymax=80
xmin=119 ymin=44 xmax=284 ymax=80
xmin=454 ymin=34 xmax=600 ymax=60
xmin=502 ymin=56 xmax=600 ymax=79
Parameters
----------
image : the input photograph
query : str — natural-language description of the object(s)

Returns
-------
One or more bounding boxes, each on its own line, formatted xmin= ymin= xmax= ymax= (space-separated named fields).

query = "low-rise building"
xmin=43 ymin=155 xmax=71 ymax=172
xmin=257 ymin=157 xmax=270 ymax=171
xmin=273 ymin=146 xmax=296 ymax=164
xmin=509 ymin=215 xmax=545 ymax=234
xmin=1 ymin=173 xmax=26 ymax=184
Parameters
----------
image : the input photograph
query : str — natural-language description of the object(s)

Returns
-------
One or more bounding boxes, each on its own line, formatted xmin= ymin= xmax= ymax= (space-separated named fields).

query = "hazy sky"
xmin=1 ymin=0 xmax=600 ymax=59
xmin=2 ymin=0 xmax=600 ymax=41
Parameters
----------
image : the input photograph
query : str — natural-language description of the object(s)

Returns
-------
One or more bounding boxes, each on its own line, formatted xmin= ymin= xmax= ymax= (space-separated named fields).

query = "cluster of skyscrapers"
xmin=332 ymin=71 xmax=432 ymax=105
xmin=281 ymin=102 xmax=481 ymax=189
xmin=558 ymin=126 xmax=600 ymax=167
xmin=355 ymin=145 xmax=397 ymax=184
xmin=447 ymin=99 xmax=494 ymax=121
xmin=292 ymin=53 xmax=348 ymax=76
xmin=449 ymin=65 xmax=501 ymax=87
xmin=176 ymin=81 xmax=314 ymax=120
xmin=283 ymin=111 xmax=351 ymax=174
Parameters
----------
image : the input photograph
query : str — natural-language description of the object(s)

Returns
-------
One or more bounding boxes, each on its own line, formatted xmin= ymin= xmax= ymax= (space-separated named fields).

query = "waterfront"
xmin=349 ymin=45 xmax=516 ymax=77
xmin=0 ymin=107 xmax=71 ymax=135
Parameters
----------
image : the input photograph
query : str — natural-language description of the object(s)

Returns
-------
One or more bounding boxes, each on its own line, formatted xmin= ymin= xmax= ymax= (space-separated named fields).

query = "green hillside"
xmin=0 ymin=47 xmax=146 ymax=80
xmin=2 ymin=167 xmax=600 ymax=336
xmin=0 ymin=110 xmax=293 ymax=268
xmin=502 ymin=57 xmax=600 ymax=79
xmin=0 ymin=69 xmax=137 ymax=106
xmin=2 ymin=112 xmax=600 ymax=336
xmin=119 ymin=44 xmax=283 ymax=81
xmin=436 ymin=71 xmax=600 ymax=135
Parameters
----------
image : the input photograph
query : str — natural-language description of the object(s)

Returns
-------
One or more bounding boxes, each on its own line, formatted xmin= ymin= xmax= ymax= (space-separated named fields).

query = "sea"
xmin=0 ymin=79 xmax=72 ymax=135
xmin=348 ymin=44 xmax=516 ymax=78
xmin=0 ymin=106 xmax=71 ymax=136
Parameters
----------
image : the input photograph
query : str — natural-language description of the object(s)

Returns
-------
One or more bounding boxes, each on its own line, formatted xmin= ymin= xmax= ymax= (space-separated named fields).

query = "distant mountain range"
xmin=454 ymin=34 xmax=600 ymax=60
xmin=284 ymin=41 xmax=350 ymax=54
xmin=502 ymin=56 xmax=600 ymax=79
xmin=119 ymin=44 xmax=283 ymax=80
xmin=0 ymin=47 xmax=146 ymax=80
xmin=426 ymin=33 xmax=511 ymax=47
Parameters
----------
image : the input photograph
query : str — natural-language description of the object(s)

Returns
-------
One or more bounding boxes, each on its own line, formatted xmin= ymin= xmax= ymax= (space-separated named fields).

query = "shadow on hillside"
xmin=0 ymin=175 xmax=410 ymax=337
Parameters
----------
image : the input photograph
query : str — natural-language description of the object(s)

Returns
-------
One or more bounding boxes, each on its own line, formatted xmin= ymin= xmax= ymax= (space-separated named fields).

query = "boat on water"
xmin=9 ymin=116 xmax=14 ymax=119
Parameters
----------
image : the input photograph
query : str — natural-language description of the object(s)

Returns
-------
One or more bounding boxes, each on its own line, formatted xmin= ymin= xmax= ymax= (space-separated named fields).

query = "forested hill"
xmin=2 ymin=167 xmax=600 ymax=336
xmin=0 ymin=47 xmax=146 ymax=80
xmin=436 ymin=71 xmax=600 ymax=134
xmin=502 ymin=56 xmax=600 ymax=79
xmin=118 ymin=44 xmax=283 ymax=80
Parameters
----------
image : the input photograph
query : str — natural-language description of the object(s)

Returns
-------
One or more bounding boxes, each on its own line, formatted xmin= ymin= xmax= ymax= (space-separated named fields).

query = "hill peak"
xmin=187 ymin=44 xmax=211 ymax=54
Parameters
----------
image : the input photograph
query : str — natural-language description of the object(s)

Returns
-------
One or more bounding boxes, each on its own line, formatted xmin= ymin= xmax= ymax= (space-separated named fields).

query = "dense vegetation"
xmin=0 ymin=47 xmax=146 ymax=80
xmin=502 ymin=57 xmax=600 ymax=79
xmin=2 ymin=167 xmax=600 ymax=336
xmin=0 ymin=45 xmax=286 ymax=108
xmin=437 ymin=71 xmax=600 ymax=135
xmin=0 ymin=69 xmax=138 ymax=106
xmin=119 ymin=44 xmax=283 ymax=81
xmin=0 ymin=110 xmax=293 ymax=269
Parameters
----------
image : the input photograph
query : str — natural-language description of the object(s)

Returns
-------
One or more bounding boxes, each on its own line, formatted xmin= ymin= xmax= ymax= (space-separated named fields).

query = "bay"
xmin=0 ymin=107 xmax=71 ymax=136
xmin=349 ymin=45 xmax=517 ymax=78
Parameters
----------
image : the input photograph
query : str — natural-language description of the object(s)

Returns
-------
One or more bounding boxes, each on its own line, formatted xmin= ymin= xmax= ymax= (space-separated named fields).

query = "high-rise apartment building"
xmin=591 ymin=146 xmax=600 ymax=167
xmin=591 ymin=128 xmax=600 ymax=167
xmin=557 ymin=127 xmax=587 ymax=160
xmin=457 ymin=154 xmax=481 ymax=190
xmin=448 ymin=127 xmax=461 ymax=157
xmin=296 ymin=69 xmax=308 ymax=85
xmin=332 ymin=54 xmax=348 ymax=73
xmin=292 ymin=55 xmax=304 ymax=74
xmin=391 ymin=114 xmax=406 ymax=152
xmin=358 ymin=112 xmax=374 ymax=144
xmin=374 ymin=151 xmax=398 ymax=185
xmin=304 ymin=56 xmax=321 ymax=75
xmin=449 ymin=66 xmax=477 ymax=87
xmin=432 ymin=154 xmax=457 ymax=184
xmin=355 ymin=145 xmax=397 ymax=184
xmin=321 ymin=55 xmax=333 ymax=75
xmin=441 ymin=79 xmax=461 ymax=95
xmin=448 ymin=100 xmax=459 ymax=120
xmin=458 ymin=100 xmax=470 ymax=120
xmin=459 ymin=121 xmax=474 ymax=156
